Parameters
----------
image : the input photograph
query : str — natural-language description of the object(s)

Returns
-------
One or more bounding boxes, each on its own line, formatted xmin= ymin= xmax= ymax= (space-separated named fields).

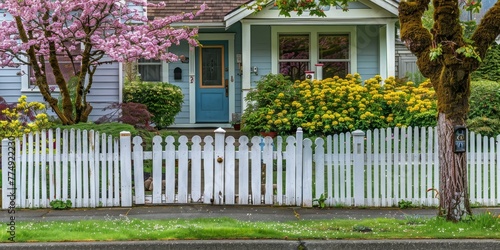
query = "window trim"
xmin=199 ymin=45 xmax=225 ymax=89
xmin=20 ymin=64 xmax=63 ymax=93
xmin=137 ymin=58 xmax=162 ymax=82
xmin=271 ymin=26 xmax=357 ymax=77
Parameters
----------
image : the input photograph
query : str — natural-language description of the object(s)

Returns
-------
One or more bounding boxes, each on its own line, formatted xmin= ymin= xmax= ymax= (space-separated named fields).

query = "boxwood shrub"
xmin=123 ymin=81 xmax=183 ymax=129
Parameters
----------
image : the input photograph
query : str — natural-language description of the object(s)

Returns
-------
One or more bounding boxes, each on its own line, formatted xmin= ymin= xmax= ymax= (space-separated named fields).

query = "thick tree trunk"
xmin=434 ymin=65 xmax=472 ymax=221
xmin=437 ymin=113 xmax=472 ymax=221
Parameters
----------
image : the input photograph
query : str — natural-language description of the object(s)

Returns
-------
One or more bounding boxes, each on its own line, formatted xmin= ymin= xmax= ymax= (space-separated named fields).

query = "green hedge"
xmin=472 ymin=44 xmax=500 ymax=82
xmin=469 ymin=80 xmax=500 ymax=119
xmin=467 ymin=80 xmax=500 ymax=137
xmin=123 ymin=81 xmax=183 ymax=129
xmin=51 ymin=122 xmax=136 ymax=138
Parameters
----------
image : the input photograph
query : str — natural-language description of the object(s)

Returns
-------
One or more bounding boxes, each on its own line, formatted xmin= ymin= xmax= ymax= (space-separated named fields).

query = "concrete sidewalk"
xmin=2 ymin=205 xmax=498 ymax=222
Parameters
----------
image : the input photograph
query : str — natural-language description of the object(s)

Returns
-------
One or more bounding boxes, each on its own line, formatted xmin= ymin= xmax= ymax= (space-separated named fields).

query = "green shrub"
xmin=52 ymin=122 xmax=137 ymax=138
xmin=398 ymin=200 xmax=416 ymax=209
xmin=123 ymin=81 xmax=183 ymax=129
xmin=466 ymin=117 xmax=500 ymax=138
xmin=49 ymin=199 xmax=72 ymax=210
xmin=469 ymin=80 xmax=500 ymax=119
xmin=472 ymin=44 xmax=500 ymax=82
xmin=241 ymin=74 xmax=296 ymax=135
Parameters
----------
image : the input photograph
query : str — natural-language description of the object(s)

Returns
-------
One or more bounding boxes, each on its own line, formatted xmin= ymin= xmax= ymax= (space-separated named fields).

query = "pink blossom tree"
xmin=0 ymin=0 xmax=206 ymax=124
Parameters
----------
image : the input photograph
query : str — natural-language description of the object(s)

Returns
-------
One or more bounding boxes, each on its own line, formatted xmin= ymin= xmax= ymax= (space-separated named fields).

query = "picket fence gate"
xmin=2 ymin=127 xmax=500 ymax=209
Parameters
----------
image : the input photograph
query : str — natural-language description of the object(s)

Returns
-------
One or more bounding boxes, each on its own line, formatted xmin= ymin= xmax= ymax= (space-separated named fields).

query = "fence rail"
xmin=2 ymin=127 xmax=500 ymax=209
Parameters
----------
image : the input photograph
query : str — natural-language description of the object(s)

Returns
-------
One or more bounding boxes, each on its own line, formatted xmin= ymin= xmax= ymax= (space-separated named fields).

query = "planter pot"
xmin=233 ymin=123 xmax=241 ymax=130
xmin=260 ymin=131 xmax=278 ymax=138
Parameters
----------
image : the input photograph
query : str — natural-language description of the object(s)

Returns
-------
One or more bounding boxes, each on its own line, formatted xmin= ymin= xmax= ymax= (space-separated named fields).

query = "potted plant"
xmin=231 ymin=113 xmax=242 ymax=130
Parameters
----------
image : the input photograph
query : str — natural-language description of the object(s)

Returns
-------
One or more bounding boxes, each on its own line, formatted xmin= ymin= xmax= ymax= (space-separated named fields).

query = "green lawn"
xmin=2 ymin=213 xmax=500 ymax=242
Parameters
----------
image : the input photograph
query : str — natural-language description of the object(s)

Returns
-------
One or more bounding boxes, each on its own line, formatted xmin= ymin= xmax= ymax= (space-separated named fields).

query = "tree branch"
xmin=470 ymin=0 xmax=500 ymax=69
xmin=398 ymin=0 xmax=440 ymax=78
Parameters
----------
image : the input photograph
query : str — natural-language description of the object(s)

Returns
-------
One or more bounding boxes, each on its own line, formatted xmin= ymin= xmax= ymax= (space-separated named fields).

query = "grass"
xmin=2 ymin=212 xmax=500 ymax=242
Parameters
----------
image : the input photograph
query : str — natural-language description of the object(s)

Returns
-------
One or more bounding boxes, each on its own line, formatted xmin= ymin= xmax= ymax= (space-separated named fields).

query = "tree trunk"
xmin=437 ymin=113 xmax=472 ymax=221
xmin=434 ymin=65 xmax=472 ymax=221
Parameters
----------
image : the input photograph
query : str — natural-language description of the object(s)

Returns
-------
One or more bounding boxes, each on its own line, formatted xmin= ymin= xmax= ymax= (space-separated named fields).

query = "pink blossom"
xmin=0 ymin=0 xmax=205 ymax=66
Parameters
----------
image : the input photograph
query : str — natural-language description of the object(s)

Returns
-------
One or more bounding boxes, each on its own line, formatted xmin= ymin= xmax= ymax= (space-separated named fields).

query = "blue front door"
xmin=196 ymin=41 xmax=229 ymax=123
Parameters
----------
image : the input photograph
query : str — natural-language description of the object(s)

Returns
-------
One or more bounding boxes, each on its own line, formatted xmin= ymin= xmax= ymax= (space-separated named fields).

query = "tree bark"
xmin=437 ymin=113 xmax=471 ymax=221
xmin=434 ymin=66 xmax=472 ymax=221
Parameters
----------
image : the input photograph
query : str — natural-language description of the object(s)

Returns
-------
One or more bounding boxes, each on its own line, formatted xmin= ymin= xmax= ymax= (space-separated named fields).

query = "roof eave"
xmin=224 ymin=1 xmax=257 ymax=28
xmin=223 ymin=0 xmax=399 ymax=27
xmin=170 ymin=22 xmax=226 ymax=28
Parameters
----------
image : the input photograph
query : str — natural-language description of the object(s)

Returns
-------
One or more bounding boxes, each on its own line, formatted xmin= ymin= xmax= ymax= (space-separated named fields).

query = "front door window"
xmin=200 ymin=46 xmax=224 ymax=87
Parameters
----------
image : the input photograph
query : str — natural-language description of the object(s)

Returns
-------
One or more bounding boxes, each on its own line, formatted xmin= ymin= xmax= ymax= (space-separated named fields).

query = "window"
xmin=279 ymin=34 xmax=310 ymax=81
xmin=200 ymin=46 xmax=224 ymax=87
xmin=318 ymin=34 xmax=350 ymax=79
xmin=273 ymin=26 xmax=356 ymax=81
xmin=138 ymin=58 xmax=162 ymax=82
xmin=27 ymin=44 xmax=82 ymax=88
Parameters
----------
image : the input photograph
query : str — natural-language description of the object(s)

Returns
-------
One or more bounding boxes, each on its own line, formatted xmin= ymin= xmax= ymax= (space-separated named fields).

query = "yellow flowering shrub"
xmin=242 ymin=74 xmax=437 ymax=136
xmin=241 ymin=74 xmax=296 ymax=135
xmin=0 ymin=95 xmax=53 ymax=138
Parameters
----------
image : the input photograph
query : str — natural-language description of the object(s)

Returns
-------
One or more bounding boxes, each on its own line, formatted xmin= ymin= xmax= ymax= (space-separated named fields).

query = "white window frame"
xmin=317 ymin=33 xmax=351 ymax=78
xmin=137 ymin=59 xmax=161 ymax=82
xmin=271 ymin=26 xmax=357 ymax=76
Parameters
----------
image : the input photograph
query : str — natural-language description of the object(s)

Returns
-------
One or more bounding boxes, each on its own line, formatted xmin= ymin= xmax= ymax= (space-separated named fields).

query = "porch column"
xmin=379 ymin=25 xmax=387 ymax=79
xmin=387 ymin=21 xmax=397 ymax=78
xmin=189 ymin=45 xmax=196 ymax=124
xmin=241 ymin=21 xmax=251 ymax=112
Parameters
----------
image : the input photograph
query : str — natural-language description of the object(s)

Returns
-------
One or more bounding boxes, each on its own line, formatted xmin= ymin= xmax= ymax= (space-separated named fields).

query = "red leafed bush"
xmin=97 ymin=102 xmax=154 ymax=131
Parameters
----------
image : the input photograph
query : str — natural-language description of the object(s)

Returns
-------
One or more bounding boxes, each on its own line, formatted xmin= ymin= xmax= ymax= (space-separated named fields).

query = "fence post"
xmin=2 ymin=138 xmax=11 ymax=209
xmin=214 ymin=127 xmax=226 ymax=204
xmin=352 ymin=130 xmax=365 ymax=206
xmin=133 ymin=136 xmax=145 ymax=205
xmin=295 ymin=128 xmax=303 ymax=206
xmin=120 ymin=131 xmax=132 ymax=207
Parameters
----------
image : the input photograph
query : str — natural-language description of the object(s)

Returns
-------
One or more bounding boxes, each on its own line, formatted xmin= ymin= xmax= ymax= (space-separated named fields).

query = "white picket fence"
xmin=2 ymin=127 xmax=500 ymax=209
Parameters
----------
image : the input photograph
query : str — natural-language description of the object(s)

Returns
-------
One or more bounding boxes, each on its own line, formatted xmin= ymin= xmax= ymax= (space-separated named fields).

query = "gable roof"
xmin=148 ymin=0 xmax=399 ymax=28
xmin=147 ymin=0 xmax=250 ymax=26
